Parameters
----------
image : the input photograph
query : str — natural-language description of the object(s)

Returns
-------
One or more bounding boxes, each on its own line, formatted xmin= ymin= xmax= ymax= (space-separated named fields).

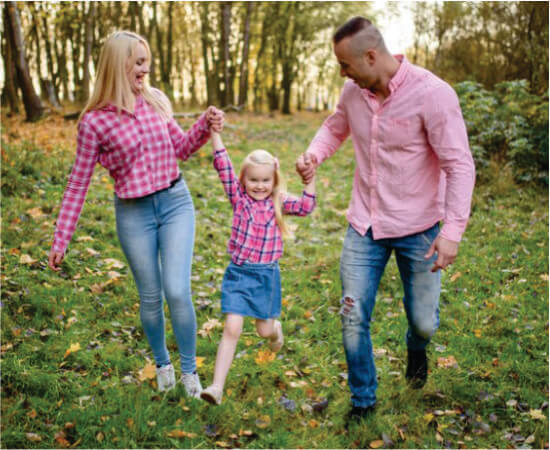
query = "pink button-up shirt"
xmin=213 ymin=148 xmax=316 ymax=265
xmin=52 ymin=93 xmax=210 ymax=254
xmin=307 ymin=55 xmax=475 ymax=242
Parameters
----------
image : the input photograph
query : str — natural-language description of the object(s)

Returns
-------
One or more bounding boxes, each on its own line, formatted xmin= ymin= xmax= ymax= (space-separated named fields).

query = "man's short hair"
xmin=333 ymin=17 xmax=373 ymax=44
xmin=333 ymin=16 xmax=386 ymax=54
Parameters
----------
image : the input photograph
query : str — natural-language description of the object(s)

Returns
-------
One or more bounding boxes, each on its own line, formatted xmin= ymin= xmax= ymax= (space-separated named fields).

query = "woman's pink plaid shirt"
xmin=213 ymin=148 xmax=316 ymax=265
xmin=52 ymin=94 xmax=210 ymax=254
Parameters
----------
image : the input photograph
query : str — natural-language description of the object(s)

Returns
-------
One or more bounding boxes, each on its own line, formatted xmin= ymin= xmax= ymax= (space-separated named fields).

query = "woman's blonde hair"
xmin=239 ymin=150 xmax=289 ymax=236
xmin=79 ymin=30 xmax=172 ymax=122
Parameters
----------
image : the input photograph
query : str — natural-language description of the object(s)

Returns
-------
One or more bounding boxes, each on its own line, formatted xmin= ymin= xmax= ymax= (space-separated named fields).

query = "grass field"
xmin=1 ymin=112 xmax=548 ymax=449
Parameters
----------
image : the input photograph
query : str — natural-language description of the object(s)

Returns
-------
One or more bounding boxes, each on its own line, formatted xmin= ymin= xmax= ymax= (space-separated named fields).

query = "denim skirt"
xmin=221 ymin=261 xmax=281 ymax=320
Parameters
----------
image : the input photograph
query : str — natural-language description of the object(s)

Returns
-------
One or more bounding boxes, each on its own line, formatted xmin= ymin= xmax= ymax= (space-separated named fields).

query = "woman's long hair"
xmin=79 ymin=31 xmax=172 ymax=122
xmin=239 ymin=150 xmax=289 ymax=237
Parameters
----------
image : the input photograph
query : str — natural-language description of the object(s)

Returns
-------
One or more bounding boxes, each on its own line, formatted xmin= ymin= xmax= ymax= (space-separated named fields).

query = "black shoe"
xmin=406 ymin=348 xmax=428 ymax=388
xmin=345 ymin=405 xmax=375 ymax=428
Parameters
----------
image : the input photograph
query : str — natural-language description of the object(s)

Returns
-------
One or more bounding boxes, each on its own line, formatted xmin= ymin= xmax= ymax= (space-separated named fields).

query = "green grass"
xmin=1 ymin=112 xmax=548 ymax=448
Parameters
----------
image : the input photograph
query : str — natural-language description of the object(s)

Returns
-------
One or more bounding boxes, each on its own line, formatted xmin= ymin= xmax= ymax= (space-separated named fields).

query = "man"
xmin=296 ymin=17 xmax=475 ymax=422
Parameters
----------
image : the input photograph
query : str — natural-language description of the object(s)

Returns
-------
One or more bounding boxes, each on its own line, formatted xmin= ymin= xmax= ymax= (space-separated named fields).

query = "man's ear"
xmin=365 ymin=48 xmax=377 ymax=65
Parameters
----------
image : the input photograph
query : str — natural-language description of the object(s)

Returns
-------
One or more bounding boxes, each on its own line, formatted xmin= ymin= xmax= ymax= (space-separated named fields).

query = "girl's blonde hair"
xmin=79 ymin=30 xmax=172 ymax=122
xmin=239 ymin=150 xmax=289 ymax=236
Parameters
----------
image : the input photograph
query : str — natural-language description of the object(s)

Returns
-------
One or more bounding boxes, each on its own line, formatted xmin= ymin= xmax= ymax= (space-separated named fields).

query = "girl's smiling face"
xmin=243 ymin=163 xmax=275 ymax=201
xmin=127 ymin=43 xmax=149 ymax=94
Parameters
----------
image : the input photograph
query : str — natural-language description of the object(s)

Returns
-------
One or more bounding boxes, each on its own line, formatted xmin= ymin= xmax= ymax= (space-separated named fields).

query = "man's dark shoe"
xmin=406 ymin=348 xmax=428 ymax=388
xmin=345 ymin=405 xmax=375 ymax=428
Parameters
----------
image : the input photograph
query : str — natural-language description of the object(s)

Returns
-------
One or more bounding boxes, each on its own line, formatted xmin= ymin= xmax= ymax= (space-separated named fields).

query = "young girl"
xmin=200 ymin=132 xmax=316 ymax=405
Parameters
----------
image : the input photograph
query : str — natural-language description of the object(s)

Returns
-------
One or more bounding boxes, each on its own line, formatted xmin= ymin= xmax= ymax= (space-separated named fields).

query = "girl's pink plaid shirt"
xmin=52 ymin=93 xmax=210 ymax=254
xmin=213 ymin=148 xmax=316 ymax=265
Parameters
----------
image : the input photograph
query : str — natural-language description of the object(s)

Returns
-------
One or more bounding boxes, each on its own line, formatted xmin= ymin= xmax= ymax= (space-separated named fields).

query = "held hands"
xmin=424 ymin=235 xmax=459 ymax=272
xmin=296 ymin=152 xmax=318 ymax=185
xmin=206 ymin=106 xmax=224 ymax=133
xmin=48 ymin=249 xmax=64 ymax=272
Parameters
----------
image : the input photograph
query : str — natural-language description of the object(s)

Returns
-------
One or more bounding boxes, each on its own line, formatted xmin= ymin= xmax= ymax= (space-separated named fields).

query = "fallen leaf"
xmin=86 ymin=247 xmax=100 ymax=256
xmin=196 ymin=356 xmax=205 ymax=368
xmin=27 ymin=409 xmax=37 ymax=419
xmin=26 ymin=433 xmax=42 ymax=442
xmin=437 ymin=355 xmax=459 ymax=368
xmin=26 ymin=207 xmax=44 ymax=219
xmin=20 ymin=254 xmax=37 ymax=265
xmin=64 ymin=342 xmax=81 ymax=359
xmin=167 ymin=430 xmax=197 ymax=438
xmin=255 ymin=349 xmax=276 ymax=365
xmin=529 ymin=409 xmax=545 ymax=420
xmin=450 ymin=272 xmax=462 ymax=282
xmin=308 ymin=419 xmax=320 ymax=428
xmin=198 ymin=318 xmax=223 ymax=338
xmin=126 ymin=418 xmax=134 ymax=429
xmin=90 ymin=284 xmax=103 ymax=294
xmin=424 ymin=412 xmax=435 ymax=423
xmin=215 ymin=441 xmax=231 ymax=448
xmin=474 ymin=329 xmax=482 ymax=338
xmin=138 ymin=363 xmax=157 ymax=381
xmin=54 ymin=431 xmax=70 ymax=448
xmin=255 ymin=415 xmax=271 ymax=428
xmin=76 ymin=235 xmax=94 ymax=242
xmin=104 ymin=258 xmax=125 ymax=269
xmin=96 ymin=432 xmax=104 ymax=442
xmin=369 ymin=440 xmax=384 ymax=448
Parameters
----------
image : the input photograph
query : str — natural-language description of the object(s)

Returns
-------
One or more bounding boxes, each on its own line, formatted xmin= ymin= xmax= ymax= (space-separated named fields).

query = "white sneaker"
xmin=200 ymin=384 xmax=223 ymax=405
xmin=156 ymin=363 xmax=176 ymax=392
xmin=181 ymin=372 xmax=202 ymax=399
xmin=268 ymin=320 xmax=284 ymax=352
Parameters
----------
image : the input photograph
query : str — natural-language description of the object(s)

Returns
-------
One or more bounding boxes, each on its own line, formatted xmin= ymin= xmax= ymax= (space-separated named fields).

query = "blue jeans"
xmin=340 ymin=224 xmax=441 ymax=407
xmin=114 ymin=177 xmax=197 ymax=373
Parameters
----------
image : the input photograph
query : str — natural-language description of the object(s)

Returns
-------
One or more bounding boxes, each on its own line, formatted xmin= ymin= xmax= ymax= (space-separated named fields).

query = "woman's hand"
xmin=206 ymin=106 xmax=224 ymax=133
xmin=48 ymin=249 xmax=64 ymax=272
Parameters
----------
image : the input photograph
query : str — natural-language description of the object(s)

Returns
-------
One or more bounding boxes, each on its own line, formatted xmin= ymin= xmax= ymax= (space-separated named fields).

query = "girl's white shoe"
xmin=156 ymin=363 xmax=176 ymax=392
xmin=269 ymin=320 xmax=284 ymax=352
xmin=200 ymin=384 xmax=223 ymax=405
xmin=181 ymin=372 xmax=202 ymax=398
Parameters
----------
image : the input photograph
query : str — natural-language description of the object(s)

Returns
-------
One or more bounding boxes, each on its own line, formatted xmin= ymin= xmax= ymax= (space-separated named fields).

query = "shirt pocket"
xmin=384 ymin=117 xmax=411 ymax=151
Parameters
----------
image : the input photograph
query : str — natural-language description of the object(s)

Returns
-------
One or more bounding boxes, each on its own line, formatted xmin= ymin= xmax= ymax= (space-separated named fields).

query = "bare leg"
xmin=211 ymin=313 xmax=244 ymax=389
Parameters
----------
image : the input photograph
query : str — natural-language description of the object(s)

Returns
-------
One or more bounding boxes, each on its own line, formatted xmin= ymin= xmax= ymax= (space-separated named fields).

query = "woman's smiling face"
xmin=127 ymin=43 xmax=149 ymax=94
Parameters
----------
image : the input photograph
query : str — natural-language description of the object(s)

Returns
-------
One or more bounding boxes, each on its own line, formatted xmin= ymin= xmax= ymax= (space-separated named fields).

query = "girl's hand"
xmin=296 ymin=152 xmax=318 ymax=184
xmin=206 ymin=106 xmax=224 ymax=132
xmin=48 ymin=249 xmax=64 ymax=272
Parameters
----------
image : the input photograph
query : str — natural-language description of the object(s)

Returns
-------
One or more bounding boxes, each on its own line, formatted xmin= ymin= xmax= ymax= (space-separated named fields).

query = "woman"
xmin=48 ymin=31 xmax=224 ymax=397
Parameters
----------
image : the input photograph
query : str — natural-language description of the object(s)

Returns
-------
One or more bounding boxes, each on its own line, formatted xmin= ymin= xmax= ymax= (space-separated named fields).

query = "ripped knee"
xmin=339 ymin=296 xmax=362 ymax=327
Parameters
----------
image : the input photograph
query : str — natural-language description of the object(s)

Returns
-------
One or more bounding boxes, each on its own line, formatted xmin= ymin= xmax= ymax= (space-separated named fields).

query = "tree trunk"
xmin=1 ymin=12 xmax=20 ymax=114
xmin=199 ymin=2 xmax=215 ymax=105
xmin=82 ymin=1 xmax=96 ymax=101
xmin=5 ymin=2 xmax=43 ymax=121
xmin=162 ymin=1 xmax=174 ymax=98
xmin=253 ymin=4 xmax=272 ymax=112
xmin=71 ymin=2 xmax=84 ymax=101
xmin=219 ymin=2 xmax=232 ymax=107
xmin=152 ymin=2 xmax=162 ymax=88
xmin=238 ymin=2 xmax=253 ymax=108
xmin=40 ymin=4 xmax=60 ymax=105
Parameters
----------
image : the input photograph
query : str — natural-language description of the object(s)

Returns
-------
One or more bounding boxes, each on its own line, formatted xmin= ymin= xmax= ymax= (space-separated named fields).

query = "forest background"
xmin=1 ymin=1 xmax=549 ymax=449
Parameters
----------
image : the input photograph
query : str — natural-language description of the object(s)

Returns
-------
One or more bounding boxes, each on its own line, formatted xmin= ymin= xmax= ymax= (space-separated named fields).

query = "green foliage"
xmin=455 ymin=80 xmax=549 ymax=184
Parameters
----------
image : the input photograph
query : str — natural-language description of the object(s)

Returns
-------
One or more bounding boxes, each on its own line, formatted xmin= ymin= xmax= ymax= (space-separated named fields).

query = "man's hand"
xmin=205 ymin=106 xmax=224 ymax=132
xmin=296 ymin=153 xmax=318 ymax=184
xmin=48 ymin=249 xmax=64 ymax=272
xmin=424 ymin=235 xmax=459 ymax=272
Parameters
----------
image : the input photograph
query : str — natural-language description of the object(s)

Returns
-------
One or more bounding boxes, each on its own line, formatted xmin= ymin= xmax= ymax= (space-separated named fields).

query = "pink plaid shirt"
xmin=52 ymin=93 xmax=210 ymax=254
xmin=213 ymin=148 xmax=316 ymax=265
xmin=307 ymin=55 xmax=475 ymax=242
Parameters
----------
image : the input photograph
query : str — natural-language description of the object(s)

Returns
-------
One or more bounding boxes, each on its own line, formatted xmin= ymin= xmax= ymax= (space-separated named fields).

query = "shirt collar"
xmin=388 ymin=54 xmax=409 ymax=94
xmin=101 ymin=95 xmax=142 ymax=115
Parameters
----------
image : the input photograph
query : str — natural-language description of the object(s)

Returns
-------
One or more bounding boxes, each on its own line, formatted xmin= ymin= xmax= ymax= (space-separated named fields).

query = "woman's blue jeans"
xmin=340 ymin=224 xmax=441 ymax=407
xmin=114 ymin=177 xmax=197 ymax=374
